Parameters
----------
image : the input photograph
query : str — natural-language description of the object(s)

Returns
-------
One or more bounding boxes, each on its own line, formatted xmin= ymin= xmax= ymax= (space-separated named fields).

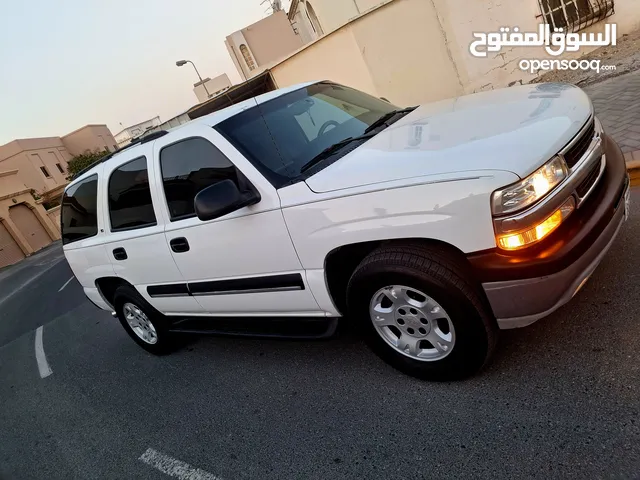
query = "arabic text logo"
xmin=469 ymin=23 xmax=617 ymax=58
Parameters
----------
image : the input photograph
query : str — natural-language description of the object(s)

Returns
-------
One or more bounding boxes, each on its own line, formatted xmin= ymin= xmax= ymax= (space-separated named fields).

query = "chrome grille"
xmin=564 ymin=120 xmax=596 ymax=168
xmin=576 ymin=158 xmax=602 ymax=198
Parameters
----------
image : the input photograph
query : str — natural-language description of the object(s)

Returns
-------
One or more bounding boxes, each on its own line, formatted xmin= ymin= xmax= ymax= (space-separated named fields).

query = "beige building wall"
xmin=270 ymin=0 xmax=462 ymax=106
xmin=308 ymin=0 xmax=359 ymax=34
xmin=349 ymin=0 xmax=463 ymax=106
xmin=226 ymin=11 xmax=304 ymax=81
xmin=0 ymin=170 xmax=28 ymax=196
xmin=271 ymin=0 xmax=640 ymax=108
xmin=0 ymin=170 xmax=60 ymax=265
xmin=62 ymin=124 xmax=117 ymax=156
xmin=0 ymin=138 xmax=70 ymax=195
xmin=270 ymin=27 xmax=379 ymax=98
xmin=433 ymin=0 xmax=640 ymax=94
xmin=306 ymin=0 xmax=392 ymax=34
xmin=46 ymin=205 xmax=62 ymax=233
xmin=242 ymin=11 xmax=304 ymax=66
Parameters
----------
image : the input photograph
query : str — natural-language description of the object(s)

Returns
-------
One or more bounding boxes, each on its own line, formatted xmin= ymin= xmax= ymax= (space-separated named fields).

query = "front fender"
xmin=281 ymin=170 xmax=519 ymax=269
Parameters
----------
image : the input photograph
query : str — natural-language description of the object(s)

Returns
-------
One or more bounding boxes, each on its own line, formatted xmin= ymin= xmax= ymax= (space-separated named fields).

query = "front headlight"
xmin=491 ymin=156 xmax=568 ymax=215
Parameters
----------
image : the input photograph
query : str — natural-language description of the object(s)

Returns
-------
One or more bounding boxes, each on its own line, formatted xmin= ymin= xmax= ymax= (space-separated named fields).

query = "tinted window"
xmin=61 ymin=175 xmax=98 ymax=245
xmin=216 ymin=82 xmax=398 ymax=187
xmin=160 ymin=137 xmax=239 ymax=221
xmin=108 ymin=157 xmax=156 ymax=231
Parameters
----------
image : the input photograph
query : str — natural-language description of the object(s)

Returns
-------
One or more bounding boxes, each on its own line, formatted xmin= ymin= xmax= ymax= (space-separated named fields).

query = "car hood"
xmin=305 ymin=83 xmax=593 ymax=193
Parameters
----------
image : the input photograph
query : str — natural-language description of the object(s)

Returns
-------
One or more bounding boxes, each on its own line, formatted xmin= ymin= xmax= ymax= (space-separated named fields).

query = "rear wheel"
xmin=347 ymin=243 xmax=498 ymax=381
xmin=113 ymin=286 xmax=176 ymax=355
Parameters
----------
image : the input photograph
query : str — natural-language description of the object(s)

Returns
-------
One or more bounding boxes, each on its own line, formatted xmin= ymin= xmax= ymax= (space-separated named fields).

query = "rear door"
xmin=101 ymin=145 xmax=203 ymax=315
xmin=152 ymin=124 xmax=321 ymax=316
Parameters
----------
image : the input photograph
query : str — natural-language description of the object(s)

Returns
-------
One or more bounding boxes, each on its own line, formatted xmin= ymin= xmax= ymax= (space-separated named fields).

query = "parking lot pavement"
xmin=1 ymin=190 xmax=639 ymax=480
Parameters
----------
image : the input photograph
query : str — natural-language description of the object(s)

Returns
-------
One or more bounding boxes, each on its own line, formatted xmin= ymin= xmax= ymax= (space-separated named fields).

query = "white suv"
xmin=62 ymin=81 xmax=630 ymax=380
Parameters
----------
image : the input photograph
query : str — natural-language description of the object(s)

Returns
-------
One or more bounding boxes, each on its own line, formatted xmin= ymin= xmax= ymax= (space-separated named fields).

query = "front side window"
xmin=160 ymin=137 xmax=239 ymax=221
xmin=216 ymin=82 xmax=399 ymax=187
xmin=61 ymin=175 xmax=98 ymax=245
xmin=108 ymin=156 xmax=156 ymax=231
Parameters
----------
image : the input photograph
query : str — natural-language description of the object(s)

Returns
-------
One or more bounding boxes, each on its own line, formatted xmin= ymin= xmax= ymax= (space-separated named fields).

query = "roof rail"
xmin=71 ymin=130 xmax=169 ymax=180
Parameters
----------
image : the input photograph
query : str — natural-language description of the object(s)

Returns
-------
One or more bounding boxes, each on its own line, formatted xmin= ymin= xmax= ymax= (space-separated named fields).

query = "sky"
xmin=0 ymin=0 xmax=292 ymax=145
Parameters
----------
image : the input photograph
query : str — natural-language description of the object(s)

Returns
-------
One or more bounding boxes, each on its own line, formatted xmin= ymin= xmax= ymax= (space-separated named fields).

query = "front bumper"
xmin=468 ymin=134 xmax=629 ymax=329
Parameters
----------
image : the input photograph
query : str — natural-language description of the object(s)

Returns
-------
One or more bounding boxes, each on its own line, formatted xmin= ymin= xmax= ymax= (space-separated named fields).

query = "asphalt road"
xmin=1 ymin=189 xmax=639 ymax=480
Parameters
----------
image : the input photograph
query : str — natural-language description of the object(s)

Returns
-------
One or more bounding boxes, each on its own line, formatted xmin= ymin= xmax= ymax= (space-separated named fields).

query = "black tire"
xmin=347 ymin=243 xmax=498 ymax=381
xmin=113 ymin=285 xmax=177 ymax=355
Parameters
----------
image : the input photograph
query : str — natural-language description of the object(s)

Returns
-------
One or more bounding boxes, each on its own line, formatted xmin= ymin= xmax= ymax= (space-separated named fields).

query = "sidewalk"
xmin=583 ymin=69 xmax=640 ymax=166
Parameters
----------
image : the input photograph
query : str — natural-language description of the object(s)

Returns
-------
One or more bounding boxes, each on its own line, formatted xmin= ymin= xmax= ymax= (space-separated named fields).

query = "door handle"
xmin=113 ymin=247 xmax=128 ymax=261
xmin=170 ymin=237 xmax=190 ymax=253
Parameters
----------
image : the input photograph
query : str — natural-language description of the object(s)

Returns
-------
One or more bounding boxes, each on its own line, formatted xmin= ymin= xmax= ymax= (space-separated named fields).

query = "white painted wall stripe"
xmin=58 ymin=276 xmax=75 ymax=292
xmin=35 ymin=326 xmax=53 ymax=378
xmin=139 ymin=448 xmax=222 ymax=480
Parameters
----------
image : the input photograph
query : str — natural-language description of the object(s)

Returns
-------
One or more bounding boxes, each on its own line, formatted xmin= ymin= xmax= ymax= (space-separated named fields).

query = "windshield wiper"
xmin=363 ymin=106 xmax=418 ymax=134
xmin=300 ymin=132 xmax=377 ymax=173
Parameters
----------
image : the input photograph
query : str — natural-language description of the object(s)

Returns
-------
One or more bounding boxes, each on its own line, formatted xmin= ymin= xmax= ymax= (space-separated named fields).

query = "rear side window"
xmin=108 ymin=156 xmax=157 ymax=231
xmin=61 ymin=175 xmax=98 ymax=245
xmin=160 ymin=137 xmax=240 ymax=221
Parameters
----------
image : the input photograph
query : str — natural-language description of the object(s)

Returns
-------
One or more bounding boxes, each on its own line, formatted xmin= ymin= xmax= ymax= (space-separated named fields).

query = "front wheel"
xmin=347 ymin=244 xmax=498 ymax=381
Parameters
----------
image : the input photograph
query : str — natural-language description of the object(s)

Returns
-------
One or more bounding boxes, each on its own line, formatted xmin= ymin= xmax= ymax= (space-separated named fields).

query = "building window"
xmin=306 ymin=1 xmax=324 ymax=36
xmin=56 ymin=163 xmax=65 ymax=174
xmin=40 ymin=166 xmax=51 ymax=178
xmin=538 ymin=0 xmax=614 ymax=31
xmin=239 ymin=44 xmax=256 ymax=71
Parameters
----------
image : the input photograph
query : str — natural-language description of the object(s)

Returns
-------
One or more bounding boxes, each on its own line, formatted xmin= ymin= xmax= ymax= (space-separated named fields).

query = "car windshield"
xmin=215 ymin=82 xmax=401 ymax=187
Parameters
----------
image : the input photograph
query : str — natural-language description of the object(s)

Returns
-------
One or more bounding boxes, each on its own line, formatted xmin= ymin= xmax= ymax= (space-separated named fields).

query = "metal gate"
xmin=9 ymin=204 xmax=51 ymax=253
xmin=0 ymin=221 xmax=25 ymax=268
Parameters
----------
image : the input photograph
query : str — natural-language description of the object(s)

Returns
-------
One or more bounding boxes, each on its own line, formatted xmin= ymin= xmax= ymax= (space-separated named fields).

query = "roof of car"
xmin=66 ymin=80 xmax=320 ymax=188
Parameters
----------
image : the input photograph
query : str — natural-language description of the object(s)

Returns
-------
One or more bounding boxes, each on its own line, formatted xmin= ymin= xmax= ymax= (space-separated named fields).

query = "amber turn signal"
xmin=496 ymin=197 xmax=575 ymax=250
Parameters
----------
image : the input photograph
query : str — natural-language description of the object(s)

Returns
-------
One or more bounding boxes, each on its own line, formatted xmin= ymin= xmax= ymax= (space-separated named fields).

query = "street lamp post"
xmin=176 ymin=60 xmax=212 ymax=99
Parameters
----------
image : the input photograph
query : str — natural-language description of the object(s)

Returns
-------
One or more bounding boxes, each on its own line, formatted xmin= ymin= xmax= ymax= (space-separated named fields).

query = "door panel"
xmin=10 ymin=204 xmax=51 ymax=252
xmin=165 ymin=211 xmax=320 ymax=314
xmin=0 ymin=221 xmax=25 ymax=268
xmin=153 ymin=125 xmax=321 ymax=316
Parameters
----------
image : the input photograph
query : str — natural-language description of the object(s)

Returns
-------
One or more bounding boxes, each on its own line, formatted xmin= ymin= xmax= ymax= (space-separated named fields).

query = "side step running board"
xmin=167 ymin=317 xmax=339 ymax=340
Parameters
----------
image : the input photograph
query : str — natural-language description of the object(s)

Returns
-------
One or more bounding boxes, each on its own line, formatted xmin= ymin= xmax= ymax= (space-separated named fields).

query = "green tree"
xmin=66 ymin=148 xmax=110 ymax=180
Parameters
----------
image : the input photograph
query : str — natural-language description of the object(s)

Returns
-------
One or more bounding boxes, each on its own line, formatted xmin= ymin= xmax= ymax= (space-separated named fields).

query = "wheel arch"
xmin=95 ymin=276 xmax=136 ymax=309
xmin=323 ymin=238 xmax=479 ymax=316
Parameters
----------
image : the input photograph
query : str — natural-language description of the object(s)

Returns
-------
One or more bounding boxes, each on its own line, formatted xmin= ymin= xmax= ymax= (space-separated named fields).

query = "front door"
xmin=152 ymin=125 xmax=321 ymax=316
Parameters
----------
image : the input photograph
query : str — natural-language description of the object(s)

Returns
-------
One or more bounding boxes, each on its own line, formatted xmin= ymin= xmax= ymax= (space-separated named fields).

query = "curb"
xmin=626 ymin=150 xmax=640 ymax=186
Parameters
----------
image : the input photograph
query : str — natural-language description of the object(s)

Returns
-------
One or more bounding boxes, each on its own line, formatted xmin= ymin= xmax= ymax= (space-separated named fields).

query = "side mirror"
xmin=194 ymin=179 xmax=261 ymax=222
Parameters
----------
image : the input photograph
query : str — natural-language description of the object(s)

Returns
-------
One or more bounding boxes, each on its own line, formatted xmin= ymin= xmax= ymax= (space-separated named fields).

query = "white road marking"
xmin=58 ymin=276 xmax=74 ymax=292
xmin=139 ymin=448 xmax=222 ymax=480
xmin=0 ymin=256 xmax=65 ymax=306
xmin=35 ymin=326 xmax=53 ymax=378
